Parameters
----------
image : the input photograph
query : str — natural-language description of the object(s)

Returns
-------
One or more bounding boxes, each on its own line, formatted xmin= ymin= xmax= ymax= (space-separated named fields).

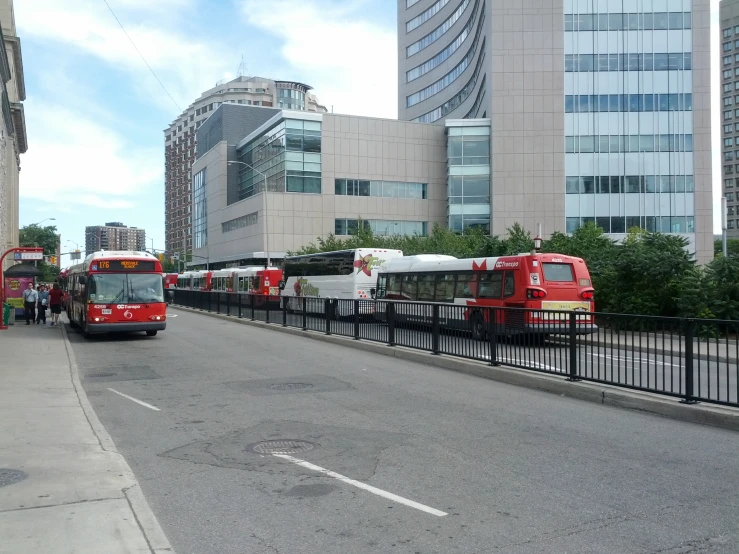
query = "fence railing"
xmin=173 ymin=290 xmax=739 ymax=408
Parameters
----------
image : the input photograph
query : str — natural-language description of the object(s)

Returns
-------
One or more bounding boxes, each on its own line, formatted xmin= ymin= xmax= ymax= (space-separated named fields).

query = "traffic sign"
xmin=13 ymin=252 xmax=43 ymax=261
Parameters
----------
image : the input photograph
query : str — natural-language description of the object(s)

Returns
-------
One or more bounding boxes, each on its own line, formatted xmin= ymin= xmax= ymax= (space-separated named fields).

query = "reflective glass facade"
xmin=237 ymin=119 xmax=321 ymax=201
xmin=193 ymin=169 xmax=207 ymax=248
xmin=447 ymin=123 xmax=490 ymax=232
xmin=335 ymin=219 xmax=429 ymax=237
xmin=721 ymin=6 xmax=739 ymax=237
xmin=565 ymin=3 xmax=695 ymax=237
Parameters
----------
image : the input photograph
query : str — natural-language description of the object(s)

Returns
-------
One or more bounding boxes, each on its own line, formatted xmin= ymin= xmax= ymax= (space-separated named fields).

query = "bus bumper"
xmin=85 ymin=322 xmax=167 ymax=334
xmin=523 ymin=323 xmax=598 ymax=335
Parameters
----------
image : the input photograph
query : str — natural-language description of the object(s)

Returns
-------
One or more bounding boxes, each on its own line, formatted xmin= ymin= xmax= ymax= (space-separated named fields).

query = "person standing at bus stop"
xmin=36 ymin=285 xmax=49 ymax=325
xmin=22 ymin=282 xmax=37 ymax=325
xmin=48 ymin=283 xmax=63 ymax=326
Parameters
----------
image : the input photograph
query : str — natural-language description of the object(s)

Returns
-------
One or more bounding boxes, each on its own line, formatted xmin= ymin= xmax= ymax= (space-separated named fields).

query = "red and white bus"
xmin=375 ymin=253 xmax=596 ymax=338
xmin=66 ymin=251 xmax=167 ymax=337
xmin=163 ymin=273 xmax=178 ymax=290
xmin=176 ymin=270 xmax=212 ymax=291
xmin=209 ymin=267 xmax=283 ymax=306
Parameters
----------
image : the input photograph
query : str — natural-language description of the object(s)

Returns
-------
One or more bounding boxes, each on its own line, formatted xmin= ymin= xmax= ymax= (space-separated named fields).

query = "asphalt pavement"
xmin=69 ymin=309 xmax=739 ymax=554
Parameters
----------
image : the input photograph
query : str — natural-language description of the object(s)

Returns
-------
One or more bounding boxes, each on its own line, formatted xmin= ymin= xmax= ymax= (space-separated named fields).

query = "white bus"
xmin=281 ymin=248 xmax=403 ymax=317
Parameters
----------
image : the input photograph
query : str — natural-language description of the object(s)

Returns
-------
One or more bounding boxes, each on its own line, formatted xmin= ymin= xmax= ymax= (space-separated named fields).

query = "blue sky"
xmin=14 ymin=0 xmax=725 ymax=268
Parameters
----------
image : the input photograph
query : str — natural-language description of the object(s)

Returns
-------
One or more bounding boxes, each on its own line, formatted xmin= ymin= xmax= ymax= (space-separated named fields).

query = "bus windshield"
xmin=542 ymin=263 xmax=575 ymax=282
xmin=88 ymin=273 xmax=165 ymax=303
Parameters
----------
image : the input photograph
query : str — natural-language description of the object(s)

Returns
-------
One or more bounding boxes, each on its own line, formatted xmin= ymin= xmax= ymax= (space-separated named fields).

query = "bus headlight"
xmin=93 ymin=317 xmax=106 ymax=322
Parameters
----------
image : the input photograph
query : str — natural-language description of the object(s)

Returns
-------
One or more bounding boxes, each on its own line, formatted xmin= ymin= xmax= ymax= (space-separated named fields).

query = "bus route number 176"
xmin=99 ymin=261 xmax=110 ymax=269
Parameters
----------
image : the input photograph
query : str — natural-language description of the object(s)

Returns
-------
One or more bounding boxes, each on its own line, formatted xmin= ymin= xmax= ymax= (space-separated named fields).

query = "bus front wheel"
xmin=470 ymin=312 xmax=486 ymax=341
xmin=146 ymin=330 xmax=158 ymax=337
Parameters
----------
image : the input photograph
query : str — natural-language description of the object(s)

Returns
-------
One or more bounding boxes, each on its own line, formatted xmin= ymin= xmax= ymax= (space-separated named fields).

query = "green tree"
xmin=19 ymin=224 xmax=60 ymax=283
xmin=714 ymin=238 xmax=739 ymax=258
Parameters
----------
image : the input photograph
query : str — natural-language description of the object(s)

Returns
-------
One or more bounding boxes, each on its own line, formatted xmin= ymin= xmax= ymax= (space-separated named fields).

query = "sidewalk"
xmin=0 ymin=319 xmax=173 ymax=553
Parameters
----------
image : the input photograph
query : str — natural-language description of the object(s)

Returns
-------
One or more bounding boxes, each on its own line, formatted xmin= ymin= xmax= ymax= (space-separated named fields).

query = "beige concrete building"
xmin=190 ymin=108 xmax=450 ymax=268
xmin=0 ymin=0 xmax=26 ymax=269
xmin=85 ymin=223 xmax=146 ymax=256
xmin=164 ymin=76 xmax=327 ymax=257
xmin=720 ymin=0 xmax=739 ymax=238
xmin=398 ymin=0 xmax=713 ymax=263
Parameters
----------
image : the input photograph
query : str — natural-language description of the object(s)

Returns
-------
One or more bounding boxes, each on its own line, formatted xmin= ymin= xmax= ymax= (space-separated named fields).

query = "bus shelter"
xmin=4 ymin=263 xmax=41 ymax=319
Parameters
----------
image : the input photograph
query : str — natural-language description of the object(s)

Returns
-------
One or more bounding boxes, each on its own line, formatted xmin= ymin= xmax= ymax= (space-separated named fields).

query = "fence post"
xmin=265 ymin=296 xmax=270 ymax=324
xmin=238 ymin=293 xmax=242 ymax=318
xmin=282 ymin=298 xmax=287 ymax=327
xmin=354 ymin=299 xmax=360 ymax=339
xmin=488 ymin=308 xmax=499 ymax=366
xmin=567 ymin=311 xmax=580 ymax=381
xmin=325 ymin=298 xmax=331 ymax=335
xmin=250 ymin=294 xmax=255 ymax=321
xmin=432 ymin=303 xmax=440 ymax=355
xmin=682 ymin=319 xmax=697 ymax=404
xmin=207 ymin=291 xmax=212 ymax=313
xmin=387 ymin=302 xmax=396 ymax=346
xmin=302 ymin=297 xmax=307 ymax=330
xmin=226 ymin=293 xmax=230 ymax=316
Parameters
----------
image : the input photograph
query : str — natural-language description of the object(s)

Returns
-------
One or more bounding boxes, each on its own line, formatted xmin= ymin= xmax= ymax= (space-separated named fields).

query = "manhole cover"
xmin=0 ymin=469 xmax=28 ymax=488
xmin=247 ymin=440 xmax=318 ymax=455
xmin=268 ymin=383 xmax=314 ymax=390
xmin=85 ymin=372 xmax=117 ymax=378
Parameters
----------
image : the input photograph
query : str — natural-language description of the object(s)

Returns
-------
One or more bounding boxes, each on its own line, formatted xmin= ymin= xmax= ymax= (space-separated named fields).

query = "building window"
xmin=193 ymin=169 xmax=207 ymax=249
xmin=406 ymin=0 xmax=450 ymax=32
xmin=565 ymin=134 xmax=693 ymax=153
xmin=565 ymin=93 xmax=692 ymax=113
xmin=725 ymin=137 xmax=734 ymax=147
xmin=335 ymin=219 xmax=428 ymax=237
xmin=726 ymin=152 xmax=735 ymax=162
xmin=565 ymin=175 xmax=694 ymax=194
xmin=222 ymin=212 xmax=258 ymax=233
xmin=566 ymin=52 xmax=692 ymax=72
xmin=725 ymin=28 xmax=734 ymax=38
xmin=726 ymin=56 xmax=734 ymax=66
xmin=335 ymin=179 xmax=428 ymax=199
xmin=406 ymin=0 xmax=472 ymax=57
xmin=565 ymin=12 xmax=691 ymax=31
xmin=725 ymin=42 xmax=734 ymax=52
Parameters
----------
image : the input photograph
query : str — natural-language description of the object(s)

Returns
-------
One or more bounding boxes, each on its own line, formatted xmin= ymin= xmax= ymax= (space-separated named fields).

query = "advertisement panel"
xmin=5 ymin=277 xmax=33 ymax=318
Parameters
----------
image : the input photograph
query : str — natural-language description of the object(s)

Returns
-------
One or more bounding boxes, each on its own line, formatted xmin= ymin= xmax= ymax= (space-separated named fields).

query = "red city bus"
xmin=375 ymin=253 xmax=596 ymax=339
xmin=66 ymin=251 xmax=167 ymax=337
xmin=163 ymin=273 xmax=178 ymax=290
xmin=209 ymin=267 xmax=283 ymax=307
xmin=251 ymin=267 xmax=282 ymax=307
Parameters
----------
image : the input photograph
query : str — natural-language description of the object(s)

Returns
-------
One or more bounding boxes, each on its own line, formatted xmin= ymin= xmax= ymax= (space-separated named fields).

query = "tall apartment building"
xmin=721 ymin=0 xmax=739 ymax=238
xmin=164 ymin=75 xmax=328 ymax=256
xmin=0 ymin=0 xmax=26 ymax=270
xmin=397 ymin=0 xmax=713 ymax=263
xmin=85 ymin=222 xmax=146 ymax=256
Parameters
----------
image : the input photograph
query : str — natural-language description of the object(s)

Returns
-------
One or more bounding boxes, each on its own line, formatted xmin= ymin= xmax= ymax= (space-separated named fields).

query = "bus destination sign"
xmin=93 ymin=260 xmax=156 ymax=272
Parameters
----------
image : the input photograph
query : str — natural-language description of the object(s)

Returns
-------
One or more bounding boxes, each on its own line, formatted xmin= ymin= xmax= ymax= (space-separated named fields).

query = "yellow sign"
xmin=7 ymin=297 xmax=23 ymax=309
xmin=542 ymin=301 xmax=590 ymax=312
xmin=8 ymin=279 xmax=20 ymax=291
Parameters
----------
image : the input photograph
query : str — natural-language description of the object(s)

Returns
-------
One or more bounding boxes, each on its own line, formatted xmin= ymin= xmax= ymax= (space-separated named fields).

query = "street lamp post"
xmin=29 ymin=218 xmax=56 ymax=226
xmin=228 ymin=160 xmax=270 ymax=268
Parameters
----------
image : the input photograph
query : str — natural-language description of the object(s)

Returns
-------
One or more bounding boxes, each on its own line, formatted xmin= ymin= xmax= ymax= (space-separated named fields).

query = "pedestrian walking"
xmin=36 ymin=285 xmax=49 ymax=325
xmin=22 ymin=282 xmax=37 ymax=325
xmin=48 ymin=283 xmax=64 ymax=327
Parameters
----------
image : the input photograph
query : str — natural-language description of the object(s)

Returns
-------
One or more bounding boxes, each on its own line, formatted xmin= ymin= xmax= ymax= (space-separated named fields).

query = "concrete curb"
xmin=61 ymin=323 xmax=175 ymax=554
xmin=173 ymin=306 xmax=739 ymax=433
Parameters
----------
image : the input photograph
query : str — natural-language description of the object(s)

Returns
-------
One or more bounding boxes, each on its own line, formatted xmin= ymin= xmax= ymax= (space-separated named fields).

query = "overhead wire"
xmin=101 ymin=0 xmax=183 ymax=113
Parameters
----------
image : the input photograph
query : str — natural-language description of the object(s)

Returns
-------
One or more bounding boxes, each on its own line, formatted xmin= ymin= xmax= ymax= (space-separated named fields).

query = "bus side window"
xmin=401 ymin=275 xmax=418 ymax=300
xmin=417 ymin=274 xmax=435 ymax=301
xmin=434 ymin=274 xmax=455 ymax=302
xmin=478 ymin=271 xmax=503 ymax=299
xmin=376 ymin=275 xmax=387 ymax=298
xmin=503 ymin=272 xmax=515 ymax=298
xmin=386 ymin=274 xmax=401 ymax=297
xmin=454 ymin=273 xmax=476 ymax=299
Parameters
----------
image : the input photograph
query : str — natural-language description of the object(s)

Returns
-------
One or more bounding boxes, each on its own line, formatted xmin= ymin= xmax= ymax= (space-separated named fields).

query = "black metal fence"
xmin=173 ymin=290 xmax=739 ymax=408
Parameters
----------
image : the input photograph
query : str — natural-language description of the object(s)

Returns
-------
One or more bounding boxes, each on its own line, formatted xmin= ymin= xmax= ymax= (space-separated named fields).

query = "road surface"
xmin=69 ymin=310 xmax=739 ymax=554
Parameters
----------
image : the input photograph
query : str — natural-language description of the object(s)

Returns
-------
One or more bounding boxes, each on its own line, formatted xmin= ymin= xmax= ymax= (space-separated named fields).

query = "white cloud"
xmin=241 ymin=0 xmax=397 ymax=118
xmin=15 ymin=0 xmax=233 ymax=113
xmin=20 ymin=99 xmax=160 ymax=210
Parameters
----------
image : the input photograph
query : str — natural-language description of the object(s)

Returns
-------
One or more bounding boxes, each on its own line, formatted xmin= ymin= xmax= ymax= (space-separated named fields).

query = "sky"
xmin=14 ymin=0 xmax=726 ymax=269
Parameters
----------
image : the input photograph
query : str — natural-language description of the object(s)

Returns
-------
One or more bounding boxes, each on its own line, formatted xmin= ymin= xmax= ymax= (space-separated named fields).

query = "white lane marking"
xmin=591 ymin=353 xmax=680 ymax=368
xmin=167 ymin=314 xmax=178 ymax=318
xmin=272 ymin=454 xmax=447 ymax=517
xmin=107 ymin=388 xmax=161 ymax=411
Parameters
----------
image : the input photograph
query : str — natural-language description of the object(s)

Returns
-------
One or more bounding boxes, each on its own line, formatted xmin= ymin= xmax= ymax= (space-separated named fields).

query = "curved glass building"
xmin=398 ymin=0 xmax=714 ymax=264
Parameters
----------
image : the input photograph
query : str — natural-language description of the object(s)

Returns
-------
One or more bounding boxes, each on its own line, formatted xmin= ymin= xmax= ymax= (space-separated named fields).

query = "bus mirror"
xmin=370 ymin=288 xmax=376 ymax=299
xmin=278 ymin=280 xmax=286 ymax=290
xmin=78 ymin=276 xmax=87 ymax=286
